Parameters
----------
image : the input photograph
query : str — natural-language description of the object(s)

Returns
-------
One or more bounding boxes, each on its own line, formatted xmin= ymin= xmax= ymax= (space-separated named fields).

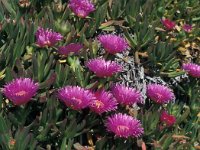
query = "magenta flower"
xmin=112 ymin=84 xmax=142 ymax=106
xmin=3 ymin=78 xmax=39 ymax=105
xmin=69 ymin=0 xmax=95 ymax=18
xmin=182 ymin=63 xmax=200 ymax=78
xmin=58 ymin=43 xmax=83 ymax=55
xmin=160 ymin=111 xmax=176 ymax=126
xmin=183 ymin=24 xmax=192 ymax=32
xmin=161 ymin=18 xmax=176 ymax=30
xmin=86 ymin=58 xmax=122 ymax=77
xmin=58 ymin=86 xmax=94 ymax=110
xmin=98 ymin=34 xmax=128 ymax=54
xmin=147 ymin=84 xmax=175 ymax=104
xmin=35 ymin=27 xmax=63 ymax=47
xmin=89 ymin=90 xmax=117 ymax=114
xmin=105 ymin=113 xmax=144 ymax=138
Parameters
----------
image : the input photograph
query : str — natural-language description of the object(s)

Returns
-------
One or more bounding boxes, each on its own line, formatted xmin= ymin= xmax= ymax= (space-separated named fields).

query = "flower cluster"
xmin=58 ymin=87 xmax=118 ymax=114
xmin=2 ymin=0 xmax=200 ymax=147
xmin=33 ymin=23 xmax=143 ymax=139
xmin=11 ymin=9 xmax=199 ymax=141
xmin=56 ymin=84 xmax=144 ymax=138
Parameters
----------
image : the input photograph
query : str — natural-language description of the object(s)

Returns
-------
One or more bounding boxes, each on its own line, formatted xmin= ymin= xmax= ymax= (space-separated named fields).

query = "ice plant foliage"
xmin=35 ymin=27 xmax=63 ymax=47
xmin=57 ymin=86 xmax=94 ymax=110
xmin=160 ymin=111 xmax=176 ymax=126
xmin=105 ymin=113 xmax=144 ymax=138
xmin=98 ymin=34 xmax=129 ymax=54
xmin=112 ymin=84 xmax=142 ymax=105
xmin=1 ymin=0 xmax=200 ymax=148
xmin=182 ymin=63 xmax=200 ymax=78
xmin=183 ymin=24 xmax=192 ymax=32
xmin=147 ymin=84 xmax=175 ymax=104
xmin=89 ymin=90 xmax=117 ymax=114
xmin=58 ymin=43 xmax=83 ymax=55
xmin=3 ymin=78 xmax=39 ymax=105
xmin=161 ymin=18 xmax=176 ymax=30
xmin=69 ymin=0 xmax=95 ymax=18
xmin=86 ymin=58 xmax=122 ymax=77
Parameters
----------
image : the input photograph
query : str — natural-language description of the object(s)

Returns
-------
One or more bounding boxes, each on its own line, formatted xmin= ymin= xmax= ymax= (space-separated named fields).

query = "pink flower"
xmin=147 ymin=84 xmax=175 ymax=104
xmin=36 ymin=27 xmax=63 ymax=47
xmin=58 ymin=43 xmax=83 ymax=55
xmin=161 ymin=18 xmax=176 ymax=30
xmin=112 ymin=84 xmax=142 ymax=106
xmin=86 ymin=58 xmax=122 ymax=77
xmin=183 ymin=24 xmax=192 ymax=32
xmin=105 ymin=113 xmax=144 ymax=138
xmin=69 ymin=0 xmax=95 ymax=18
xmin=98 ymin=34 xmax=128 ymax=54
xmin=160 ymin=111 xmax=176 ymax=126
xmin=89 ymin=90 xmax=117 ymax=114
xmin=3 ymin=78 xmax=39 ymax=105
xmin=182 ymin=63 xmax=200 ymax=78
xmin=58 ymin=86 xmax=95 ymax=110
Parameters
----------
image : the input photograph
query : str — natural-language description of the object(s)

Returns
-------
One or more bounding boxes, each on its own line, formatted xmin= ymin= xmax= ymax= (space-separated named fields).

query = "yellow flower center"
xmin=77 ymin=13 xmax=85 ymax=18
xmin=117 ymin=125 xmax=129 ymax=132
xmin=44 ymin=40 xmax=51 ymax=46
xmin=94 ymin=100 xmax=104 ymax=108
xmin=72 ymin=97 xmax=82 ymax=104
xmin=15 ymin=90 xmax=27 ymax=96
xmin=155 ymin=93 xmax=163 ymax=99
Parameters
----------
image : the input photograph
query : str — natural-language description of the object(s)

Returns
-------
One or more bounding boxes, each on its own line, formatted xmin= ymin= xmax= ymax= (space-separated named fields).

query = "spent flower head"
xmin=161 ymin=18 xmax=176 ymax=30
xmin=183 ymin=24 xmax=192 ymax=32
xmin=160 ymin=110 xmax=176 ymax=126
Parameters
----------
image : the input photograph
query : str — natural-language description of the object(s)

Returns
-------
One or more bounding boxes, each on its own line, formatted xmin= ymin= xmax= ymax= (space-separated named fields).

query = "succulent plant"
xmin=0 ymin=0 xmax=199 ymax=149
